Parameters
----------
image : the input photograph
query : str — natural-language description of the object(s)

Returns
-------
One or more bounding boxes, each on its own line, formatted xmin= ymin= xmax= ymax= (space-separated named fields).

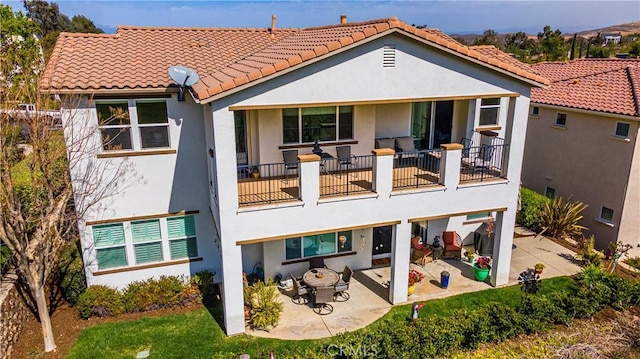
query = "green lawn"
xmin=67 ymin=276 xmax=575 ymax=359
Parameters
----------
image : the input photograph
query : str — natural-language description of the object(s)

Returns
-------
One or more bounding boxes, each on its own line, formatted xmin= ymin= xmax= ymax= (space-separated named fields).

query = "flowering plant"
xmin=475 ymin=256 xmax=492 ymax=269
xmin=485 ymin=218 xmax=494 ymax=237
xmin=408 ymin=269 xmax=425 ymax=286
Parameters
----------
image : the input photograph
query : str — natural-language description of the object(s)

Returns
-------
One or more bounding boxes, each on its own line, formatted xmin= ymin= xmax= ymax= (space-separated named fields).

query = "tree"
xmin=504 ymin=31 xmax=537 ymax=62
xmin=70 ymin=15 xmax=103 ymax=34
xmin=473 ymin=29 xmax=502 ymax=49
xmin=630 ymin=39 xmax=640 ymax=58
xmin=1 ymin=6 xmax=133 ymax=353
xmin=537 ymin=25 xmax=567 ymax=61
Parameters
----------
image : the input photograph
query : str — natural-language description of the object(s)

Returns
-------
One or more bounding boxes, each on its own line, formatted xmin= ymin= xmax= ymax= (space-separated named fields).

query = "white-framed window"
xmin=555 ymin=113 xmax=567 ymax=127
xmin=282 ymin=106 xmax=353 ymax=144
xmin=92 ymin=223 xmax=128 ymax=270
xmin=96 ymin=99 xmax=170 ymax=151
xmin=479 ymin=98 xmax=501 ymax=126
xmin=466 ymin=212 xmax=492 ymax=221
xmin=285 ymin=231 xmax=353 ymax=260
xmin=614 ymin=122 xmax=630 ymax=138
xmin=531 ymin=106 xmax=539 ymax=116
xmin=90 ymin=215 xmax=198 ymax=270
xmin=545 ymin=187 xmax=555 ymax=199
xmin=599 ymin=207 xmax=614 ymax=223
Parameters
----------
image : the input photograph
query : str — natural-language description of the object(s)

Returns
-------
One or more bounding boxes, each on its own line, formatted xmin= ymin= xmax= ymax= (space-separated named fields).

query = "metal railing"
xmin=319 ymin=154 xmax=374 ymax=198
xmin=460 ymin=144 xmax=508 ymax=183
xmin=392 ymin=149 xmax=442 ymax=190
xmin=237 ymin=162 xmax=300 ymax=206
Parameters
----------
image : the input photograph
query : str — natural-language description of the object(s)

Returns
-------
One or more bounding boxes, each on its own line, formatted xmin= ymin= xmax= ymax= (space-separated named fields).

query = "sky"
xmin=6 ymin=0 xmax=640 ymax=35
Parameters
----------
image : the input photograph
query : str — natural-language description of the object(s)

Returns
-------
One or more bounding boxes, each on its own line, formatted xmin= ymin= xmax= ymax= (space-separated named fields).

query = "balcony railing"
xmin=237 ymin=163 xmax=300 ymax=206
xmin=319 ymin=154 xmax=374 ymax=198
xmin=392 ymin=149 xmax=442 ymax=190
xmin=460 ymin=144 xmax=508 ymax=183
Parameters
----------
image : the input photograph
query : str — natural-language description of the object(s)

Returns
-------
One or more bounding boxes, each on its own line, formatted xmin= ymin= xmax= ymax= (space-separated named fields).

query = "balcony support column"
xmin=372 ymin=148 xmax=395 ymax=196
xmin=298 ymin=154 xmax=320 ymax=204
xmin=389 ymin=221 xmax=411 ymax=304
xmin=439 ymin=144 xmax=463 ymax=188
xmin=490 ymin=209 xmax=515 ymax=287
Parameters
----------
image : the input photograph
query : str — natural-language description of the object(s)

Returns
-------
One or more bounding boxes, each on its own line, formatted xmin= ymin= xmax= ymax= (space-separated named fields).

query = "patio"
xmin=247 ymin=234 xmax=582 ymax=339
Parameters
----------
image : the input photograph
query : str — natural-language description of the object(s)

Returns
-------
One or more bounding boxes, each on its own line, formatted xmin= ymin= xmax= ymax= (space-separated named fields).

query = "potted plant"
xmin=247 ymin=166 xmax=260 ymax=179
xmin=534 ymin=262 xmax=545 ymax=274
xmin=408 ymin=269 xmax=425 ymax=295
xmin=473 ymin=256 xmax=492 ymax=281
xmin=464 ymin=248 xmax=475 ymax=263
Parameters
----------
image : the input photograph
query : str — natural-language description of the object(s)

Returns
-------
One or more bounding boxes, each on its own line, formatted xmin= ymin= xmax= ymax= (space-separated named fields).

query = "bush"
xmin=122 ymin=275 xmax=200 ymax=313
xmin=577 ymin=236 xmax=602 ymax=267
xmin=58 ymin=242 xmax=86 ymax=305
xmin=517 ymin=187 xmax=549 ymax=232
xmin=77 ymin=285 xmax=124 ymax=319
xmin=539 ymin=196 xmax=587 ymax=239
xmin=193 ymin=270 xmax=217 ymax=303
xmin=243 ymin=280 xmax=283 ymax=331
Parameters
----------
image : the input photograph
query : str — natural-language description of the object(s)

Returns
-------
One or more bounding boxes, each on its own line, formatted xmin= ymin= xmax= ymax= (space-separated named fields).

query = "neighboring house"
xmin=602 ymin=33 xmax=622 ymax=46
xmin=42 ymin=16 xmax=547 ymax=335
xmin=523 ymin=58 xmax=640 ymax=258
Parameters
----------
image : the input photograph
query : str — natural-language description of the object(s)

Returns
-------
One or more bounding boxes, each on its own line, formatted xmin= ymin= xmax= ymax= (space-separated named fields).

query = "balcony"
xmin=236 ymin=142 xmax=509 ymax=207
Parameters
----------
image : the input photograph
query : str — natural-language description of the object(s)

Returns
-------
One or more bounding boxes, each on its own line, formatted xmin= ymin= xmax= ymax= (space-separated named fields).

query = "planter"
xmin=408 ymin=284 xmax=416 ymax=296
xmin=473 ymin=263 xmax=490 ymax=281
xmin=252 ymin=172 xmax=260 ymax=179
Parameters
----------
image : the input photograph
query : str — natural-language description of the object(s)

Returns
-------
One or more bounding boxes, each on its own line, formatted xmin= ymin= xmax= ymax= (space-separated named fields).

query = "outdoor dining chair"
xmin=309 ymin=257 xmax=326 ymax=269
xmin=282 ymin=150 xmax=299 ymax=184
xmin=333 ymin=265 xmax=353 ymax=302
xmin=313 ymin=286 xmax=335 ymax=315
xmin=290 ymin=272 xmax=309 ymax=305
xmin=336 ymin=145 xmax=357 ymax=178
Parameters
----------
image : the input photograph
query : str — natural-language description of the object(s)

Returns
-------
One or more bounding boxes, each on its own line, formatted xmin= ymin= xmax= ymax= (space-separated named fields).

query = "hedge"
xmin=518 ymin=187 xmax=549 ymax=232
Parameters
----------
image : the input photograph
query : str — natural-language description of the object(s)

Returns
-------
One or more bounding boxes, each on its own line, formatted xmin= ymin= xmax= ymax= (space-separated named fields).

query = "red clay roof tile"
xmin=531 ymin=59 xmax=640 ymax=117
xmin=42 ymin=17 xmax=547 ymax=101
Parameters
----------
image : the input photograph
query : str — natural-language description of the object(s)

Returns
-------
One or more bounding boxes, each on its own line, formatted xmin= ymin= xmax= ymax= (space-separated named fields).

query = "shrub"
xmin=57 ymin=241 xmax=86 ymax=305
xmin=77 ymin=285 xmax=124 ymax=319
xmin=624 ymin=256 xmax=640 ymax=271
xmin=193 ymin=270 xmax=217 ymax=303
xmin=539 ymin=196 xmax=587 ymax=239
xmin=517 ymin=187 xmax=549 ymax=232
xmin=243 ymin=280 xmax=283 ymax=331
xmin=122 ymin=275 xmax=200 ymax=313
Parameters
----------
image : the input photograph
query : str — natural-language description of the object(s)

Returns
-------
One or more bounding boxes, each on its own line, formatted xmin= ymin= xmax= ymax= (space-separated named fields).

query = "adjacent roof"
xmin=42 ymin=17 xmax=549 ymax=101
xmin=531 ymin=59 xmax=640 ymax=117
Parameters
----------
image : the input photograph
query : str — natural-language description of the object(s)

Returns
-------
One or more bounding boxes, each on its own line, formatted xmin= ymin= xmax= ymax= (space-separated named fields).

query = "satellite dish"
xmin=168 ymin=65 xmax=200 ymax=101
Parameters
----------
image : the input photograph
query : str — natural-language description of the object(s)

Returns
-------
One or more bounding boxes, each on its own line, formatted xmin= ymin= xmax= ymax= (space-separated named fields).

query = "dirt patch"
xmin=12 ymin=303 xmax=205 ymax=359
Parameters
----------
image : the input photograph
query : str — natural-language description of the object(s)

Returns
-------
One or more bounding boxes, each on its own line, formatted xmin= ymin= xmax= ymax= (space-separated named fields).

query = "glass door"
xmin=411 ymin=101 xmax=454 ymax=149
xmin=372 ymin=225 xmax=392 ymax=259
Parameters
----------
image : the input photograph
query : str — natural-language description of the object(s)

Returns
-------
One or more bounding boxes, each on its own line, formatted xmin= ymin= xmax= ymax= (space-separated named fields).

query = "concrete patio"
xmin=247 ymin=234 xmax=582 ymax=339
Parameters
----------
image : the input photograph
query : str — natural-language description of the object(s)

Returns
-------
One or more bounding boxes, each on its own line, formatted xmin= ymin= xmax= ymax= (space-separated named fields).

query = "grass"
xmin=67 ymin=277 xmax=575 ymax=359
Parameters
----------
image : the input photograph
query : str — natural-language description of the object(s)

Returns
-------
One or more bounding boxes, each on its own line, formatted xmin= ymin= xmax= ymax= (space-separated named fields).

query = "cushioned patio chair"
xmin=395 ymin=136 xmax=419 ymax=166
xmin=334 ymin=265 xmax=353 ymax=302
xmin=290 ymin=272 xmax=309 ymax=305
xmin=313 ymin=286 xmax=334 ymax=315
xmin=411 ymin=236 xmax=433 ymax=266
xmin=442 ymin=231 xmax=463 ymax=259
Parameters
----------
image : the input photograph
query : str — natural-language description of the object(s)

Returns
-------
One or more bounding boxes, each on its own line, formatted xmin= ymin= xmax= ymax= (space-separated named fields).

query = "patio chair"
xmin=459 ymin=137 xmax=473 ymax=162
xmin=411 ymin=236 xmax=433 ymax=267
xmin=336 ymin=146 xmax=357 ymax=177
xmin=290 ymin=272 xmax=309 ymax=305
xmin=312 ymin=286 xmax=334 ymax=315
xmin=442 ymin=231 xmax=463 ymax=259
xmin=471 ymin=144 xmax=494 ymax=174
xmin=282 ymin=150 xmax=299 ymax=183
xmin=309 ymin=257 xmax=326 ymax=269
xmin=334 ymin=265 xmax=353 ymax=302
xmin=395 ymin=136 xmax=419 ymax=167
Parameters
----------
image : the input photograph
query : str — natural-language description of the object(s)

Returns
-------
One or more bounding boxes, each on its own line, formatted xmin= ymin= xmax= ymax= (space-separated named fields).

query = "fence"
xmin=460 ymin=144 xmax=508 ymax=183
xmin=237 ymin=162 xmax=300 ymax=206
xmin=392 ymin=149 xmax=442 ymax=190
xmin=319 ymin=154 xmax=374 ymax=198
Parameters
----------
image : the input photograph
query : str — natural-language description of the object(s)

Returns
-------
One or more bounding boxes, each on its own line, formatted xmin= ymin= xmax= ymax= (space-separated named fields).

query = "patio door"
xmin=411 ymin=100 xmax=454 ymax=150
xmin=372 ymin=225 xmax=392 ymax=259
xmin=234 ymin=110 xmax=248 ymax=165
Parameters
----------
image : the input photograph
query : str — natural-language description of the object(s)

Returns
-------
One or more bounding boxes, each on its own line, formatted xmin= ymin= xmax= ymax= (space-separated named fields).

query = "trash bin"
xmin=440 ymin=271 xmax=450 ymax=289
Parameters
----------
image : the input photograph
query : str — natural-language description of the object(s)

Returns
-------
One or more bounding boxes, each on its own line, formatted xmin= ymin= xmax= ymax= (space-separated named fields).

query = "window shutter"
xmin=170 ymin=238 xmax=198 ymax=259
xmin=134 ymin=242 xmax=163 ymax=264
xmin=96 ymin=247 xmax=127 ymax=269
xmin=167 ymin=216 xmax=196 ymax=238
xmin=93 ymin=224 xmax=125 ymax=247
xmin=131 ymin=219 xmax=161 ymax=243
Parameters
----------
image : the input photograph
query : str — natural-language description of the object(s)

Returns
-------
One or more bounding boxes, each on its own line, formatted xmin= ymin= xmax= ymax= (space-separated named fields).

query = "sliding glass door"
xmin=411 ymin=100 xmax=454 ymax=150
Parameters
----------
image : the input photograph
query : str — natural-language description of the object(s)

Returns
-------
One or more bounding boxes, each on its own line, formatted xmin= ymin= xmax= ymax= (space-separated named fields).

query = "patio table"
xmin=303 ymin=268 xmax=340 ymax=288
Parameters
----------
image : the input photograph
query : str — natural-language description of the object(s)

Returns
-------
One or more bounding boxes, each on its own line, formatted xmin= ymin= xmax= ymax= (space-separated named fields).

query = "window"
xmin=466 ymin=212 xmax=492 ymax=221
xmin=96 ymin=102 xmax=132 ymax=150
xmin=531 ymin=106 xmax=539 ymax=115
xmin=92 ymin=223 xmax=128 ymax=269
xmin=96 ymin=99 xmax=169 ymax=151
xmin=91 ymin=215 xmax=198 ymax=270
xmin=167 ymin=215 xmax=198 ymax=260
xmin=545 ymin=187 xmax=555 ymax=199
xmin=479 ymin=98 xmax=501 ymax=126
xmin=600 ymin=207 xmax=614 ymax=223
xmin=555 ymin=113 xmax=567 ymax=126
xmin=282 ymin=106 xmax=353 ymax=144
xmin=131 ymin=219 xmax=163 ymax=264
xmin=615 ymin=122 xmax=630 ymax=138
xmin=285 ymin=231 xmax=352 ymax=260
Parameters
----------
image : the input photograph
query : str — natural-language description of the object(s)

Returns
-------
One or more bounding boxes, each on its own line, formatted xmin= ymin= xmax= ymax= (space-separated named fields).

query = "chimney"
xmin=340 ymin=14 xmax=347 ymax=24
xmin=270 ymin=15 xmax=277 ymax=38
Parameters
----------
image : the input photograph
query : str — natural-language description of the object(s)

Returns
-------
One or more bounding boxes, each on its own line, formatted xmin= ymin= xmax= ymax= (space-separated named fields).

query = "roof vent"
xmin=270 ymin=15 xmax=277 ymax=38
xmin=383 ymin=45 xmax=396 ymax=68
xmin=340 ymin=15 xmax=347 ymax=24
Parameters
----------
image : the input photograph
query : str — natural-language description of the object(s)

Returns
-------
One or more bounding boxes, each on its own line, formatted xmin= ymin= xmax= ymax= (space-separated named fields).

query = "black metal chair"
xmin=313 ymin=286 xmax=334 ymax=315
xmin=471 ymin=144 xmax=495 ymax=174
xmin=336 ymin=145 xmax=357 ymax=177
xmin=459 ymin=137 xmax=473 ymax=161
xmin=309 ymin=257 xmax=326 ymax=269
xmin=290 ymin=272 xmax=309 ymax=305
xmin=282 ymin=150 xmax=299 ymax=183
xmin=334 ymin=265 xmax=352 ymax=302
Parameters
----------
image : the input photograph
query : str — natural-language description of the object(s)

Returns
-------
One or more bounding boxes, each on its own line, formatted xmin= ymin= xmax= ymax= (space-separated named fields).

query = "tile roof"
xmin=531 ymin=59 xmax=640 ymax=117
xmin=42 ymin=17 xmax=548 ymax=101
